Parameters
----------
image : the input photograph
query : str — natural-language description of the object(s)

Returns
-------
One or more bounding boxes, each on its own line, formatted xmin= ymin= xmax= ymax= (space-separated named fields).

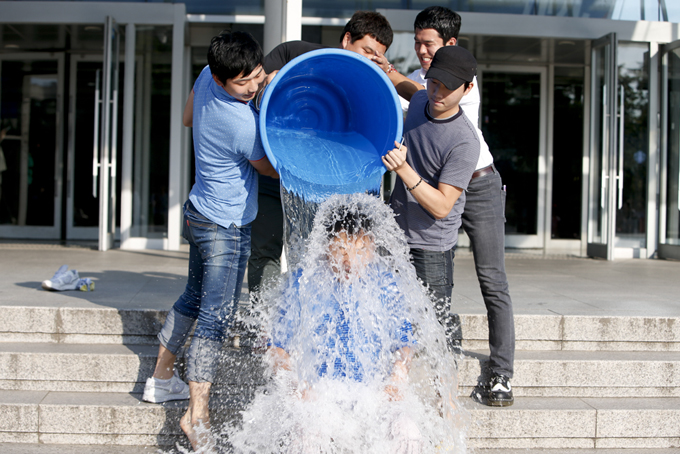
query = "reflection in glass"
xmin=182 ymin=0 xmax=264 ymax=15
xmin=0 ymin=60 xmax=58 ymax=226
xmin=666 ymin=48 xmax=680 ymax=245
xmin=615 ymin=43 xmax=648 ymax=248
xmin=71 ymin=60 xmax=125 ymax=229
xmin=300 ymin=0 xmax=678 ymax=21
xmin=481 ymin=72 xmax=540 ymax=235
xmin=130 ymin=26 xmax=173 ymax=238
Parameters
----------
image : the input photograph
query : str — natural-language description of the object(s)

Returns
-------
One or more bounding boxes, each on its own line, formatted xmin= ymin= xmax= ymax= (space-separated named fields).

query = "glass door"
xmin=587 ymin=33 xmax=618 ymax=260
xmin=67 ymin=54 xmax=122 ymax=241
xmin=587 ymin=34 xmax=651 ymax=260
xmin=478 ymin=66 xmax=547 ymax=248
xmin=0 ymin=54 xmax=63 ymax=238
xmin=615 ymin=43 xmax=650 ymax=255
xmin=659 ymin=39 xmax=680 ymax=260
xmin=96 ymin=16 xmax=120 ymax=251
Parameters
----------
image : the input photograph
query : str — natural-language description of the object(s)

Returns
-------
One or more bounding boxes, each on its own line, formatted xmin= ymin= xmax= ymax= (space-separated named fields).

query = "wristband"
xmin=387 ymin=63 xmax=396 ymax=74
xmin=406 ymin=177 xmax=423 ymax=192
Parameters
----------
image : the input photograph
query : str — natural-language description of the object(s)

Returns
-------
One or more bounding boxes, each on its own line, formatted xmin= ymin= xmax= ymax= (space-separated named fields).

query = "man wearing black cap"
xmin=383 ymin=45 xmax=480 ymax=366
xmin=381 ymin=6 xmax=516 ymax=408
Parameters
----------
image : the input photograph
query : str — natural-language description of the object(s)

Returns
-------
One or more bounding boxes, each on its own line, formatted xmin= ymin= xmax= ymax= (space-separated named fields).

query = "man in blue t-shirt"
xmin=142 ymin=31 xmax=278 ymax=453
xmin=268 ymin=205 xmax=414 ymax=402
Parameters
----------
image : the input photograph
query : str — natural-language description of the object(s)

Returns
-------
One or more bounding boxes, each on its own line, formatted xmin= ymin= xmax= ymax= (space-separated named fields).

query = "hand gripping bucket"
xmin=259 ymin=48 xmax=403 ymax=203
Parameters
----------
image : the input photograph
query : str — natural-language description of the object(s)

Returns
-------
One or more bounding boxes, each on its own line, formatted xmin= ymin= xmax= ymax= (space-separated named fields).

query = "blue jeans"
xmin=409 ymin=247 xmax=461 ymax=351
xmin=462 ymin=164 xmax=515 ymax=378
xmin=158 ymin=200 xmax=251 ymax=383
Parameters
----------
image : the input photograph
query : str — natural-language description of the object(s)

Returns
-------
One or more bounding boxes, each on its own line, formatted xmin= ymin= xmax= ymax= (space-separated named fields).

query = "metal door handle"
xmin=92 ymin=69 xmax=101 ymax=198
xmin=617 ymin=84 xmax=624 ymax=210
xmin=601 ymin=83 xmax=608 ymax=209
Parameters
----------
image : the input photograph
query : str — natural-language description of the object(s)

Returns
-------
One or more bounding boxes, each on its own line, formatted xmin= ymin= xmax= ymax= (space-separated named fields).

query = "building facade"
xmin=1 ymin=0 xmax=679 ymax=260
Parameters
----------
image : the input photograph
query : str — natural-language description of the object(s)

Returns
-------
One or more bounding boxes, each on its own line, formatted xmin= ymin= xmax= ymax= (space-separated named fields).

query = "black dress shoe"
xmin=487 ymin=373 xmax=514 ymax=407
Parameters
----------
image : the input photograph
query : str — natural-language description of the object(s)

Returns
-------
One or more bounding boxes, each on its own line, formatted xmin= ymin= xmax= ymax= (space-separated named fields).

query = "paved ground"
xmin=1 ymin=241 xmax=678 ymax=317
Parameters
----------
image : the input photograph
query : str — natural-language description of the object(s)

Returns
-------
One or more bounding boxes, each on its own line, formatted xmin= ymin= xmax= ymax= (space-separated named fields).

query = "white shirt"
xmin=405 ymin=69 xmax=493 ymax=171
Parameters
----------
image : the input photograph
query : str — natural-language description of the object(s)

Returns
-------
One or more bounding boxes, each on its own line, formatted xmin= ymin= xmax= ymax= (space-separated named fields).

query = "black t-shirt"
xmin=263 ymin=41 xmax=328 ymax=73
xmin=259 ymin=41 xmax=328 ymax=198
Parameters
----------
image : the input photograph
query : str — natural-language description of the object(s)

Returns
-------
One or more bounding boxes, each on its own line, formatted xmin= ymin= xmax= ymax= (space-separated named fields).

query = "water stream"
xmin=226 ymin=194 xmax=468 ymax=454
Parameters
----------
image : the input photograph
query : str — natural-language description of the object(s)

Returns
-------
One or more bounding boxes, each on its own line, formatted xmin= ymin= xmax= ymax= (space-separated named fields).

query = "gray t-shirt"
xmin=390 ymin=90 xmax=480 ymax=252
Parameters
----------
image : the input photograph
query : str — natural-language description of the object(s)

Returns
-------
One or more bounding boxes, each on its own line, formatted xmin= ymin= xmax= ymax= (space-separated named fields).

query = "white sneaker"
xmin=142 ymin=369 xmax=190 ymax=403
xmin=42 ymin=265 xmax=81 ymax=291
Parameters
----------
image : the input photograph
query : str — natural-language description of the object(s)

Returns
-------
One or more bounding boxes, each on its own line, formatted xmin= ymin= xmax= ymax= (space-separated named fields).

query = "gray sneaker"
xmin=42 ymin=265 xmax=81 ymax=291
xmin=143 ymin=369 xmax=190 ymax=403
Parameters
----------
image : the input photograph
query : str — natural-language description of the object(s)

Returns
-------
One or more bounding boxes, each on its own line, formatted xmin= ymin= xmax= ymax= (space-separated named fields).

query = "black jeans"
xmin=409 ymin=247 xmax=461 ymax=351
xmin=462 ymin=165 xmax=515 ymax=378
xmin=248 ymin=192 xmax=284 ymax=293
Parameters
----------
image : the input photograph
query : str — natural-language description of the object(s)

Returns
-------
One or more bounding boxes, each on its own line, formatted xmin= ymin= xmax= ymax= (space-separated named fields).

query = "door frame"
xmin=97 ymin=16 xmax=120 ymax=251
xmin=477 ymin=65 xmax=549 ymax=249
xmin=586 ymin=33 xmax=618 ymax=260
xmin=658 ymin=39 xmax=680 ymax=261
xmin=0 ymin=52 xmax=65 ymax=239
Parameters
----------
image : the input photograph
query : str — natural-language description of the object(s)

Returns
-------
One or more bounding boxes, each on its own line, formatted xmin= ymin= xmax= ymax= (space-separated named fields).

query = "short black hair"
xmin=324 ymin=205 xmax=373 ymax=238
xmin=340 ymin=11 xmax=393 ymax=51
xmin=413 ymin=6 xmax=461 ymax=43
xmin=207 ymin=31 xmax=263 ymax=85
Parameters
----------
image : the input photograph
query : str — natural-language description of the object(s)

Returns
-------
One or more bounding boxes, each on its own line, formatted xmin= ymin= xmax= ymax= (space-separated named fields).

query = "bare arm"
xmin=267 ymin=346 xmax=315 ymax=400
xmin=264 ymin=70 xmax=278 ymax=86
xmin=267 ymin=346 xmax=293 ymax=373
xmin=388 ymin=71 xmax=424 ymax=102
xmin=250 ymin=155 xmax=279 ymax=179
xmin=382 ymin=141 xmax=463 ymax=219
xmin=371 ymin=54 xmax=424 ymax=102
xmin=183 ymin=89 xmax=194 ymax=127
xmin=385 ymin=346 xmax=414 ymax=401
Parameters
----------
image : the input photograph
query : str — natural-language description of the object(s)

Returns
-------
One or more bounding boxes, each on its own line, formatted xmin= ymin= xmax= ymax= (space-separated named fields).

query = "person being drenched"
xmin=229 ymin=195 xmax=445 ymax=454
xmin=269 ymin=201 xmax=415 ymax=394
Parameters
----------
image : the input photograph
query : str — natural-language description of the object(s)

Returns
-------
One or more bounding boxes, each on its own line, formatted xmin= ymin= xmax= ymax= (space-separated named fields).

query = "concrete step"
xmin=3 ymin=305 xmax=679 ymax=351
xmin=458 ymin=349 xmax=680 ymax=398
xmin=1 ymin=343 xmax=678 ymax=397
xmin=1 ymin=447 xmax=676 ymax=454
xmin=460 ymin=313 xmax=680 ymax=352
xmin=0 ymin=343 xmax=265 ymax=393
xmin=474 ymin=451 xmax=680 ymax=454
xmin=465 ymin=397 xmax=680 ymax=450
xmin=0 ymin=443 xmax=157 ymax=453
xmin=0 ymin=390 xmax=229 ymax=447
xmin=0 ymin=306 xmax=165 ymax=345
xmin=2 ymin=391 xmax=678 ymax=450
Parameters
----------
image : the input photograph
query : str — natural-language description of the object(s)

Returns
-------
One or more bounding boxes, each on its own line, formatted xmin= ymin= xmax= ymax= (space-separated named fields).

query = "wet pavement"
xmin=1 ymin=241 xmax=678 ymax=318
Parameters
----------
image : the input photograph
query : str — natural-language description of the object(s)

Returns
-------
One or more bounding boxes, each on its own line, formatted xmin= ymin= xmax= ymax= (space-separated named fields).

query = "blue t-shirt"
xmin=189 ymin=65 xmax=266 ymax=228
xmin=272 ymin=265 xmax=414 ymax=383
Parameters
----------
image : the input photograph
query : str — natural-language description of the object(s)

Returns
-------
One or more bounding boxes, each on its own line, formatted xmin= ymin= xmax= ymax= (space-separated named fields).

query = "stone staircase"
xmin=1 ymin=303 xmax=679 ymax=453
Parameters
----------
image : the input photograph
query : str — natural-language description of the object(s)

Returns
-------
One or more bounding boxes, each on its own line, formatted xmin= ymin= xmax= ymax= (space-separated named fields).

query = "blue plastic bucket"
xmin=259 ymin=48 xmax=403 ymax=202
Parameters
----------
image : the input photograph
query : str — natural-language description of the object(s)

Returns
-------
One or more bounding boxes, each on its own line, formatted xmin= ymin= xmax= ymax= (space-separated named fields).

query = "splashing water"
xmin=227 ymin=193 xmax=469 ymax=454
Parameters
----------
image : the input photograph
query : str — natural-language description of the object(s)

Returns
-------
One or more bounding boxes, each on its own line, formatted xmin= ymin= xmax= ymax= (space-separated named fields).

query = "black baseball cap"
xmin=425 ymin=46 xmax=477 ymax=91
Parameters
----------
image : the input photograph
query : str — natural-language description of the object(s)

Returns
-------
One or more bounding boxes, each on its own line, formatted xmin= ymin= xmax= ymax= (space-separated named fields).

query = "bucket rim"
xmin=258 ymin=47 xmax=404 ymax=172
